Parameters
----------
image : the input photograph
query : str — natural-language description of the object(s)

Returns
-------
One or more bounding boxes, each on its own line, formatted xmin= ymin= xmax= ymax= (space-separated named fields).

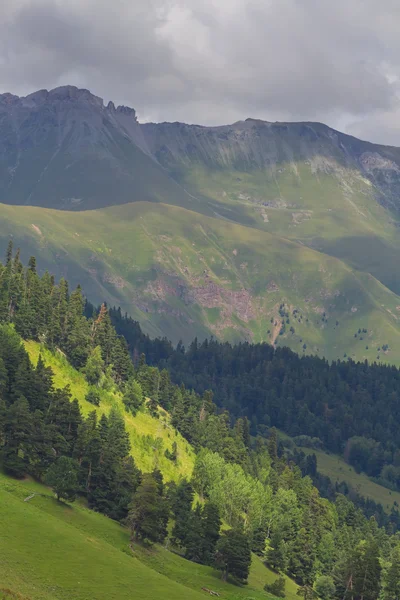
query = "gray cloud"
xmin=1 ymin=0 xmax=400 ymax=144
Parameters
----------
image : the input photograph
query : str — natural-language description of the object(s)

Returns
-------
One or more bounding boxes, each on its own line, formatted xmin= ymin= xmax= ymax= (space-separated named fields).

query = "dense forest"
xmin=106 ymin=308 xmax=400 ymax=493
xmin=1 ymin=245 xmax=400 ymax=599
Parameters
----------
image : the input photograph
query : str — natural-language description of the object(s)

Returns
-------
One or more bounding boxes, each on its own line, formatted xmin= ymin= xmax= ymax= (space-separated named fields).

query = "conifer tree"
xmin=45 ymin=456 xmax=79 ymax=502
xmin=3 ymin=397 xmax=34 ymax=477
xmin=171 ymin=480 xmax=194 ymax=547
xmin=215 ymin=529 xmax=251 ymax=582
xmin=127 ymin=473 xmax=168 ymax=544
xmin=200 ymin=502 xmax=221 ymax=564
xmin=122 ymin=377 xmax=143 ymax=415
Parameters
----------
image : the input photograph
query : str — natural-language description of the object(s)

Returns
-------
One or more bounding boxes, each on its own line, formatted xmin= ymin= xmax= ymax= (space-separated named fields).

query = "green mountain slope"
xmin=3 ymin=86 xmax=400 ymax=358
xmin=300 ymin=447 xmax=400 ymax=514
xmin=24 ymin=340 xmax=195 ymax=481
xmin=1 ymin=472 xmax=289 ymax=600
xmin=2 ymin=201 xmax=400 ymax=364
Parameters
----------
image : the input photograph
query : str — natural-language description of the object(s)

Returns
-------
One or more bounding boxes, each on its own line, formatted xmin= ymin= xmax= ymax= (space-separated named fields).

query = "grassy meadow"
xmin=1 ymin=198 xmax=400 ymax=364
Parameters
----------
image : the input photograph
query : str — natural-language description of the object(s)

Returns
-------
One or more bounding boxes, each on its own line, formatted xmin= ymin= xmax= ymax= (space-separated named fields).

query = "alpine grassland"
xmin=2 ymin=200 xmax=400 ymax=364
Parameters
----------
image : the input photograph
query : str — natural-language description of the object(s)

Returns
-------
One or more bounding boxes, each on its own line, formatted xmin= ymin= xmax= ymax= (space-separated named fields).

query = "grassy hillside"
xmin=301 ymin=448 xmax=400 ymax=514
xmin=3 ymin=201 xmax=400 ymax=365
xmin=25 ymin=341 xmax=195 ymax=481
xmin=160 ymin=156 xmax=400 ymax=296
xmin=0 ymin=342 xmax=299 ymax=600
xmin=1 ymin=471 xmax=296 ymax=600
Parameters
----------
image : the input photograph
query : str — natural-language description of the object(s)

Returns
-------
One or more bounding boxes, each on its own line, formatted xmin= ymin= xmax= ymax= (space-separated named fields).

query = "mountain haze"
xmin=1 ymin=86 xmax=400 ymax=362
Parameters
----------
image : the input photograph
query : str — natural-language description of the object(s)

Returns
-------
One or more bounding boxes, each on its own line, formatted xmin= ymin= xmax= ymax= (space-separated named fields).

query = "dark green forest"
xmin=2 ymin=244 xmax=400 ymax=599
xmin=105 ymin=308 xmax=400 ymax=494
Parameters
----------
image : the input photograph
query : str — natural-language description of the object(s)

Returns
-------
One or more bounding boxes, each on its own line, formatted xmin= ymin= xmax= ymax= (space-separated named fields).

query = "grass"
xmin=0 ymin=465 xmax=293 ymax=600
xmin=3 ymin=198 xmax=400 ymax=365
xmin=301 ymin=448 xmax=400 ymax=513
xmin=24 ymin=340 xmax=195 ymax=481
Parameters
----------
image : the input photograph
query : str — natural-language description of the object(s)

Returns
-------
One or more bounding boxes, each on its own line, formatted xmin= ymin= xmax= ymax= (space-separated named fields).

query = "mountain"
xmin=2 ymin=85 xmax=400 ymax=361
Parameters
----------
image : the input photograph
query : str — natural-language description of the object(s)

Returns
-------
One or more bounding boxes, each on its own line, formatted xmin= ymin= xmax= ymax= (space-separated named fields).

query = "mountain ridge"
xmin=2 ymin=84 xmax=400 ymax=212
xmin=2 ymin=85 xmax=400 ymax=359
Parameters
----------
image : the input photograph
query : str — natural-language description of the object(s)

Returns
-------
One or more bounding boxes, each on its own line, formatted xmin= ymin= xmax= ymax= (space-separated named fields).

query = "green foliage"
xmin=1 ymin=251 xmax=400 ymax=600
xmin=83 ymin=346 xmax=104 ymax=386
xmin=216 ymin=529 xmax=252 ymax=583
xmin=313 ymin=576 xmax=335 ymax=600
xmin=380 ymin=545 xmax=400 ymax=600
xmin=165 ymin=440 xmax=178 ymax=462
xmin=122 ymin=377 xmax=143 ymax=415
xmin=44 ymin=456 xmax=79 ymax=502
xmin=127 ymin=473 xmax=168 ymax=544
xmin=264 ymin=576 xmax=286 ymax=598
xmin=136 ymin=334 xmax=400 ymax=494
xmin=85 ymin=387 xmax=101 ymax=406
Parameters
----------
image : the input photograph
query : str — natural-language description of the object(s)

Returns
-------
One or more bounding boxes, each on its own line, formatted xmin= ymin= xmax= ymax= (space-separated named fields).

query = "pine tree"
xmin=184 ymin=504 xmax=204 ymax=563
xmin=5 ymin=240 xmax=13 ymax=266
xmin=215 ymin=529 xmax=251 ymax=582
xmin=171 ymin=480 xmax=194 ymax=547
xmin=201 ymin=502 xmax=221 ymax=565
xmin=27 ymin=256 xmax=37 ymax=274
xmin=127 ymin=473 xmax=168 ymax=544
xmin=45 ymin=456 xmax=79 ymax=502
xmin=3 ymin=397 xmax=34 ymax=477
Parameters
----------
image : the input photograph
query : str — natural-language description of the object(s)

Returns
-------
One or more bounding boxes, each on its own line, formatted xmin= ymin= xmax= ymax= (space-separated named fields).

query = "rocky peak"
xmin=47 ymin=86 xmax=104 ymax=109
xmin=0 ymin=93 xmax=19 ymax=106
xmin=115 ymin=105 xmax=137 ymax=121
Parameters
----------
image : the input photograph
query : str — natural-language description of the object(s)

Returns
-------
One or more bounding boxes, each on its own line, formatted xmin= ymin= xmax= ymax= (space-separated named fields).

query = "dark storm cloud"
xmin=1 ymin=0 xmax=400 ymax=143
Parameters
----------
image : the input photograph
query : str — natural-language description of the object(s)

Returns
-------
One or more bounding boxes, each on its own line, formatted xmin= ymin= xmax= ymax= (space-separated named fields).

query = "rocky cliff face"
xmin=0 ymin=86 xmax=186 ymax=209
xmin=1 ymin=85 xmax=400 ymax=212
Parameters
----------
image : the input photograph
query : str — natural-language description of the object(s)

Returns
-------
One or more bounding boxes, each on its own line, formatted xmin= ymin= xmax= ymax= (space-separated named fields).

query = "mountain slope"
xmin=3 ymin=86 xmax=400 ymax=356
xmin=0 ymin=470 xmax=297 ymax=600
xmin=24 ymin=340 xmax=194 ymax=481
xmin=0 ymin=87 xmax=199 ymax=212
xmin=2 ymin=201 xmax=400 ymax=363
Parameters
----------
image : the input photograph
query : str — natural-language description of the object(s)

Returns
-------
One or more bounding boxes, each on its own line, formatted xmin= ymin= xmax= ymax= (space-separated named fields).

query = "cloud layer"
xmin=1 ymin=0 xmax=400 ymax=143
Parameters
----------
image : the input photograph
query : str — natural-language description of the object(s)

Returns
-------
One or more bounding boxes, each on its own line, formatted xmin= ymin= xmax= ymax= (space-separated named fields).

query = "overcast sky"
xmin=1 ymin=0 xmax=400 ymax=144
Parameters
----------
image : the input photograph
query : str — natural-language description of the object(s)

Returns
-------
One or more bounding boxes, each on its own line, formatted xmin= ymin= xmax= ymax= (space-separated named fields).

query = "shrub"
xmin=264 ymin=576 xmax=286 ymax=598
xmin=86 ymin=387 xmax=101 ymax=406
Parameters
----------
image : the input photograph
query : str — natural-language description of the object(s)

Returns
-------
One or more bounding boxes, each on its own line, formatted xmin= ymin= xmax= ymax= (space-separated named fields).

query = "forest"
xmin=105 ymin=308 xmax=400 ymax=493
xmin=1 ymin=243 xmax=400 ymax=599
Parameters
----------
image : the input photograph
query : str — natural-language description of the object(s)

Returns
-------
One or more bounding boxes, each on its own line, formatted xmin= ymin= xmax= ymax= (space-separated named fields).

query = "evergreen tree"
xmin=84 ymin=346 xmax=104 ymax=386
xmin=122 ymin=377 xmax=143 ymax=415
xmin=3 ymin=397 xmax=33 ymax=477
xmin=215 ymin=529 xmax=251 ymax=582
xmin=45 ymin=456 xmax=79 ymax=502
xmin=200 ymin=502 xmax=221 ymax=564
xmin=127 ymin=473 xmax=168 ymax=544
xmin=171 ymin=480 xmax=194 ymax=547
